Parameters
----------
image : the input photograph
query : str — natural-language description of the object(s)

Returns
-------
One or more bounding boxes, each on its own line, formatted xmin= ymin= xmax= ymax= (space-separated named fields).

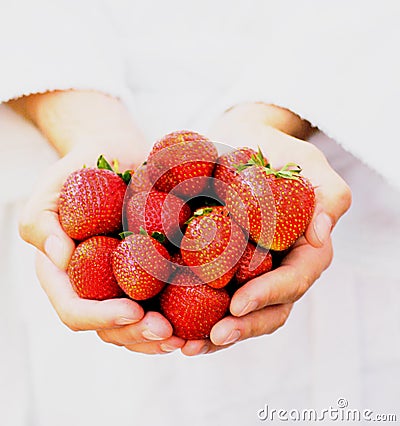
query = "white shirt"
xmin=1 ymin=0 xmax=399 ymax=188
xmin=0 ymin=1 xmax=399 ymax=425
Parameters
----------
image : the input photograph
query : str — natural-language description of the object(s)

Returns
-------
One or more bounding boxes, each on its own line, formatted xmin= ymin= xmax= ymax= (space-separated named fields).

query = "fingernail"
xmin=115 ymin=317 xmax=140 ymax=326
xmin=233 ymin=299 xmax=258 ymax=317
xmin=198 ymin=344 xmax=209 ymax=355
xmin=44 ymin=235 xmax=64 ymax=268
xmin=160 ymin=343 xmax=178 ymax=352
xmin=220 ymin=329 xmax=241 ymax=345
xmin=313 ymin=212 xmax=332 ymax=245
xmin=142 ymin=330 xmax=164 ymax=341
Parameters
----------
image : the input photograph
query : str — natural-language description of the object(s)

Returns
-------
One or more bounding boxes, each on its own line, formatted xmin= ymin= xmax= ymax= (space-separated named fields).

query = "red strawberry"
xmin=112 ymin=234 xmax=171 ymax=300
xmin=181 ymin=206 xmax=247 ymax=288
xmin=226 ymin=158 xmax=315 ymax=251
xmin=125 ymin=190 xmax=191 ymax=242
xmin=127 ymin=163 xmax=153 ymax=196
xmin=213 ymin=147 xmax=263 ymax=201
xmin=59 ymin=156 xmax=128 ymax=240
xmin=67 ymin=236 xmax=124 ymax=300
xmin=169 ymin=251 xmax=188 ymax=278
xmin=235 ymin=242 xmax=273 ymax=284
xmin=170 ymin=251 xmax=187 ymax=267
xmin=147 ymin=130 xmax=218 ymax=198
xmin=160 ymin=270 xmax=230 ymax=339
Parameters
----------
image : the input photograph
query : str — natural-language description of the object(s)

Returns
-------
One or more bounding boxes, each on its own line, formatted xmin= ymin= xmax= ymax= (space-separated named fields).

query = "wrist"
xmin=209 ymin=102 xmax=315 ymax=166
xmin=210 ymin=102 xmax=313 ymax=147
xmin=8 ymin=90 xmax=148 ymax=164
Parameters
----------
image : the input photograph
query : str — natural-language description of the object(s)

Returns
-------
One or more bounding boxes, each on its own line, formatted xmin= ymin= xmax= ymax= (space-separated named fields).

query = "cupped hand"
xmin=36 ymin=252 xmax=185 ymax=354
xmin=181 ymin=102 xmax=351 ymax=356
xmin=16 ymin=90 xmax=185 ymax=355
xmin=23 ymin=149 xmax=185 ymax=354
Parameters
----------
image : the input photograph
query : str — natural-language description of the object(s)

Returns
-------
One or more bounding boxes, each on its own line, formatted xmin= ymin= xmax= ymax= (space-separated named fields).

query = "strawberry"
xmin=169 ymin=250 xmax=188 ymax=278
xmin=112 ymin=234 xmax=171 ymax=300
xmin=67 ymin=236 xmax=124 ymax=300
xmin=160 ymin=270 xmax=230 ymax=339
xmin=127 ymin=163 xmax=153 ymax=196
xmin=125 ymin=190 xmax=191 ymax=242
xmin=59 ymin=156 xmax=128 ymax=240
xmin=170 ymin=251 xmax=187 ymax=267
xmin=213 ymin=147 xmax=263 ymax=202
xmin=146 ymin=130 xmax=218 ymax=198
xmin=181 ymin=206 xmax=247 ymax=288
xmin=235 ymin=242 xmax=273 ymax=284
xmin=225 ymin=153 xmax=315 ymax=251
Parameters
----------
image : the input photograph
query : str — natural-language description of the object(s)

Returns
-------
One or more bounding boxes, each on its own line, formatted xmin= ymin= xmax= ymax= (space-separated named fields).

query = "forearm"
xmin=8 ymin=90 xmax=147 ymax=165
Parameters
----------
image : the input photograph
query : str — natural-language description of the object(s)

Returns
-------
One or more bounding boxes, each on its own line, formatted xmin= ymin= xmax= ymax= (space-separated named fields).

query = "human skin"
xmin=180 ymin=102 xmax=351 ymax=355
xmin=10 ymin=91 xmax=351 ymax=356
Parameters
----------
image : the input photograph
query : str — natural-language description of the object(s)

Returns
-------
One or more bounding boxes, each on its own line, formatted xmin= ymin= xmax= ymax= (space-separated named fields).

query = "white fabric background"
xmin=0 ymin=1 xmax=399 ymax=425
xmin=1 ymin=108 xmax=399 ymax=426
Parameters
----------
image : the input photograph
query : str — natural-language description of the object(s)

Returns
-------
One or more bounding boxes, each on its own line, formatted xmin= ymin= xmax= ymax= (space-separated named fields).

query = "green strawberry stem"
xmin=193 ymin=207 xmax=214 ymax=217
xmin=151 ymin=232 xmax=167 ymax=244
xmin=96 ymin=155 xmax=132 ymax=184
xmin=234 ymin=146 xmax=302 ymax=180
xmin=264 ymin=162 xmax=302 ymax=180
xmin=234 ymin=146 xmax=268 ymax=172
xmin=119 ymin=231 xmax=134 ymax=239
xmin=185 ymin=207 xmax=214 ymax=225
xmin=139 ymin=226 xmax=166 ymax=244
xmin=97 ymin=155 xmax=114 ymax=171
xmin=119 ymin=170 xmax=133 ymax=185
xmin=113 ymin=159 xmax=120 ymax=174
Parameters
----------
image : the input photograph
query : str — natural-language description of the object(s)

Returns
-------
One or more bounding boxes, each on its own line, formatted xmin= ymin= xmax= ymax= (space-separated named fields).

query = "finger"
xmin=20 ymin=207 xmax=75 ymax=271
xmin=97 ymin=311 xmax=173 ymax=345
xmin=180 ymin=339 xmax=235 ymax=356
xmin=304 ymin=156 xmax=352 ymax=248
xmin=304 ymin=206 xmax=333 ymax=248
xmin=230 ymin=237 xmax=333 ymax=317
xmin=18 ymin=155 xmax=86 ymax=270
xmin=210 ymin=303 xmax=293 ymax=346
xmin=180 ymin=339 xmax=211 ymax=356
xmin=36 ymin=252 xmax=144 ymax=331
xmin=124 ymin=336 xmax=186 ymax=355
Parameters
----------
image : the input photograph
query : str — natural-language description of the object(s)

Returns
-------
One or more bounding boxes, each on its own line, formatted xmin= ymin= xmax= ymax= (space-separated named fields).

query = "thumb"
xmin=19 ymin=156 xmax=75 ymax=270
xmin=304 ymin=206 xmax=333 ymax=248
xmin=304 ymin=173 xmax=352 ymax=248
xmin=19 ymin=187 xmax=75 ymax=271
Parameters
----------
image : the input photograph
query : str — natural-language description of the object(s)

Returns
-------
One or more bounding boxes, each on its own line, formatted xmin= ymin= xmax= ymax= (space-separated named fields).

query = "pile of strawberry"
xmin=60 ymin=131 xmax=315 ymax=340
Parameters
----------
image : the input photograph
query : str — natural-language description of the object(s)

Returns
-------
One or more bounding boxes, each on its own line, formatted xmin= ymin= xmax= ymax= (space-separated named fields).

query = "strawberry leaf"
xmin=118 ymin=170 xmax=132 ymax=185
xmin=234 ymin=163 xmax=251 ymax=172
xmin=185 ymin=207 xmax=214 ymax=225
xmin=97 ymin=155 xmax=132 ymax=184
xmin=139 ymin=226 xmax=148 ymax=236
xmin=113 ymin=159 xmax=120 ymax=174
xmin=97 ymin=155 xmax=114 ymax=172
xmin=252 ymin=146 xmax=268 ymax=167
xmin=151 ymin=231 xmax=167 ymax=244
xmin=194 ymin=207 xmax=214 ymax=217
xmin=233 ymin=146 xmax=268 ymax=172
xmin=263 ymin=162 xmax=302 ymax=180
xmin=119 ymin=231 xmax=133 ymax=239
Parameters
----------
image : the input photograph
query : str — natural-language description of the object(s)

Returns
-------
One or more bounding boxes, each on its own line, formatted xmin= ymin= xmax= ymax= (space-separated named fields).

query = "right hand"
xmin=16 ymin=90 xmax=185 ymax=354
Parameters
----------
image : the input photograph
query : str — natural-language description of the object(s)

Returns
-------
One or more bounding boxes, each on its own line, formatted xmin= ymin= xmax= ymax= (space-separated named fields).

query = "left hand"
xmin=181 ymin=102 xmax=351 ymax=356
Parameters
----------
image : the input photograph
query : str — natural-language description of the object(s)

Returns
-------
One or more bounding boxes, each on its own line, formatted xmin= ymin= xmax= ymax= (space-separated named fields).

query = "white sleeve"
xmin=0 ymin=0 xmax=130 ymax=103
xmin=215 ymin=2 xmax=400 ymax=190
